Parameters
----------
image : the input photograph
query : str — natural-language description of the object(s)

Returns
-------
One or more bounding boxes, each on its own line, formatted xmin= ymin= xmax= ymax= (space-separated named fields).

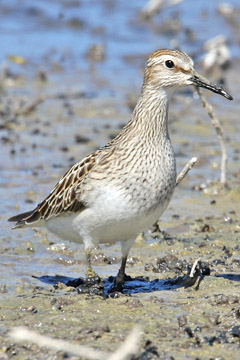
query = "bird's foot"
xmin=85 ymin=267 xmax=101 ymax=285
xmin=108 ymin=273 xmax=132 ymax=293
xmin=115 ymin=272 xmax=132 ymax=285
xmin=66 ymin=277 xmax=85 ymax=287
xmin=75 ymin=270 xmax=104 ymax=296
xmin=65 ymin=274 xmax=101 ymax=288
xmin=66 ymin=268 xmax=102 ymax=294
xmin=85 ymin=274 xmax=102 ymax=287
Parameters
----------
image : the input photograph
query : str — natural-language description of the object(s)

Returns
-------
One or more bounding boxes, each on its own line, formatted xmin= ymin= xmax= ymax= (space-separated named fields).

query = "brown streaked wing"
xmin=37 ymin=152 xmax=98 ymax=220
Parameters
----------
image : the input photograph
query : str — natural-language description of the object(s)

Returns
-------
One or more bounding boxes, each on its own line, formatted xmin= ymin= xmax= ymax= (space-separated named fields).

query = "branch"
xmin=10 ymin=326 xmax=107 ymax=360
xmin=140 ymin=0 xmax=185 ymax=18
xmin=15 ymin=95 xmax=45 ymax=115
xmin=196 ymin=87 xmax=227 ymax=185
xmin=151 ymin=157 xmax=197 ymax=230
xmin=176 ymin=157 xmax=198 ymax=186
xmin=108 ymin=325 xmax=141 ymax=360
xmin=9 ymin=325 xmax=141 ymax=360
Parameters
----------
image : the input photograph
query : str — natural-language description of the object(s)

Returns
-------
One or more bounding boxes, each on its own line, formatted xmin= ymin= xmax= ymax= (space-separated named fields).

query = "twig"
xmin=196 ymin=87 xmax=227 ymax=185
xmin=141 ymin=0 xmax=185 ymax=18
xmin=10 ymin=326 xmax=108 ymax=360
xmin=176 ymin=157 xmax=198 ymax=186
xmin=15 ymin=95 xmax=45 ymax=115
xmin=108 ymin=325 xmax=141 ymax=360
xmin=152 ymin=157 xmax=197 ymax=230
xmin=9 ymin=325 xmax=141 ymax=360
xmin=189 ymin=258 xmax=201 ymax=278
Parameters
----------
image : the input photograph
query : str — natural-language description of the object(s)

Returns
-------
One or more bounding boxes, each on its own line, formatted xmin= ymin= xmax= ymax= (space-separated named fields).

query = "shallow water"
xmin=1 ymin=1 xmax=240 ymax=359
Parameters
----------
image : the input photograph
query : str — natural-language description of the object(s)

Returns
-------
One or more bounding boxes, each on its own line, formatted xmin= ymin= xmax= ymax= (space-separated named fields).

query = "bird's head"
xmin=143 ymin=49 xmax=233 ymax=100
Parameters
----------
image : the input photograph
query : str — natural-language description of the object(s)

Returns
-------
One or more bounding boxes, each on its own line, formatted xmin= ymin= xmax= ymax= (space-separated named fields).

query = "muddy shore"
xmin=1 ymin=1 xmax=240 ymax=359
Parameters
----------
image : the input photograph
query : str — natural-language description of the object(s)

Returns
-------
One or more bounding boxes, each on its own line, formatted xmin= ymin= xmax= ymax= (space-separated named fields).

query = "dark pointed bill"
xmin=191 ymin=75 xmax=233 ymax=100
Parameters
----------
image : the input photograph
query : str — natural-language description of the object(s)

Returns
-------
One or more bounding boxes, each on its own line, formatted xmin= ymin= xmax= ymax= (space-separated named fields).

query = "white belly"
xmin=45 ymin=182 xmax=174 ymax=250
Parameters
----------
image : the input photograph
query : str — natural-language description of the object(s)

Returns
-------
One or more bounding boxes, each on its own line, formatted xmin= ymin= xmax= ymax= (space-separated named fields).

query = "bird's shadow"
xmin=34 ymin=274 xmax=191 ymax=295
xmin=33 ymin=265 xmax=240 ymax=296
xmin=33 ymin=262 xmax=209 ymax=296
xmin=215 ymin=273 xmax=240 ymax=282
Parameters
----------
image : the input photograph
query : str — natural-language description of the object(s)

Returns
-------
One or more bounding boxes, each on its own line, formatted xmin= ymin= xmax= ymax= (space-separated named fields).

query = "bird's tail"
xmin=8 ymin=208 xmax=41 ymax=229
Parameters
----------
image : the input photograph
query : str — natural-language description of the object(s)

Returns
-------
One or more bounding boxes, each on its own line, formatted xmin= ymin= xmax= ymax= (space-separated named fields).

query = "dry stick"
xmin=141 ymin=0 xmax=185 ymax=18
xmin=9 ymin=325 xmax=141 ymax=360
xmin=176 ymin=157 xmax=198 ymax=186
xmin=189 ymin=258 xmax=201 ymax=278
xmin=152 ymin=157 xmax=197 ymax=231
xmin=196 ymin=87 xmax=227 ymax=185
xmin=108 ymin=325 xmax=141 ymax=360
xmin=15 ymin=95 xmax=45 ymax=115
xmin=10 ymin=326 xmax=108 ymax=360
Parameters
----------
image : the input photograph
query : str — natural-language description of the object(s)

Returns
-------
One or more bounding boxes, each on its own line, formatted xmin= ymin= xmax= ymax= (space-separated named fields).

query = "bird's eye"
xmin=165 ymin=60 xmax=175 ymax=69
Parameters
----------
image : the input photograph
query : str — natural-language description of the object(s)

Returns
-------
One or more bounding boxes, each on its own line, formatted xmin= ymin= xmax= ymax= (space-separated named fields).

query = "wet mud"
xmin=1 ymin=1 xmax=240 ymax=359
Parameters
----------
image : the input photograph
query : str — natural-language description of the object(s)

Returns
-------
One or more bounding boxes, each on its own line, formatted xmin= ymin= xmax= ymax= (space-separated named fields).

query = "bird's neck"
xmin=110 ymin=86 xmax=171 ymax=149
xmin=130 ymin=86 xmax=170 ymax=142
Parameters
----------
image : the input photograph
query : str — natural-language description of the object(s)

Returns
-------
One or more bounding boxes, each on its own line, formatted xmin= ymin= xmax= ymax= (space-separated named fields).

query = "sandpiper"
xmin=8 ymin=49 xmax=233 ymax=287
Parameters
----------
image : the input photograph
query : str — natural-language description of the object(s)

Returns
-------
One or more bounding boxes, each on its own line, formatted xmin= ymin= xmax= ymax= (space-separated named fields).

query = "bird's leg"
xmin=115 ymin=256 xmax=128 ymax=287
xmin=85 ymin=249 xmax=99 ymax=279
xmin=114 ymin=238 xmax=135 ymax=288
